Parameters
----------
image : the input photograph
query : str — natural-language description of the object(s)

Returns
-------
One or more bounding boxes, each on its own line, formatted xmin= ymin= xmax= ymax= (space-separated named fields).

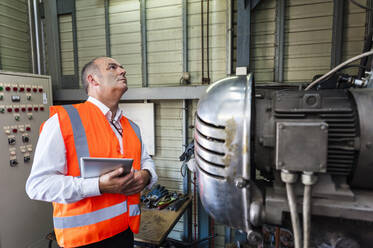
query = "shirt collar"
xmin=87 ymin=96 xmax=123 ymax=122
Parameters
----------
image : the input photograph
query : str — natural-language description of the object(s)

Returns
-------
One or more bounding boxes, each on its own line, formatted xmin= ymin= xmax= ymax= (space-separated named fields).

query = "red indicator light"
xmin=14 ymin=108 xmax=19 ymax=112
xmin=26 ymin=88 xmax=31 ymax=92
xmin=34 ymin=107 xmax=38 ymax=111
xmin=40 ymin=107 xmax=44 ymax=111
xmin=13 ymin=87 xmax=18 ymax=91
xmin=27 ymin=107 xmax=32 ymax=112
xmin=39 ymin=88 xmax=43 ymax=93
xmin=19 ymin=87 xmax=25 ymax=92
xmin=21 ymin=107 xmax=26 ymax=112
xmin=26 ymin=127 xmax=31 ymax=131
xmin=5 ymin=86 xmax=11 ymax=91
xmin=12 ymin=128 xmax=17 ymax=133
xmin=7 ymin=108 xmax=12 ymax=112
xmin=32 ymin=88 xmax=37 ymax=93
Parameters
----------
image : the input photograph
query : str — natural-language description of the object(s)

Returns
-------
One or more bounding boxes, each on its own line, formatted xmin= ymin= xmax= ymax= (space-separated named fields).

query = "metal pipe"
xmin=303 ymin=185 xmax=312 ymax=248
xmin=182 ymin=99 xmax=192 ymax=241
xmin=33 ymin=0 xmax=42 ymax=74
xmin=140 ymin=0 xmax=148 ymax=87
xmin=201 ymin=0 xmax=204 ymax=82
xmin=286 ymin=182 xmax=302 ymax=248
xmin=206 ymin=0 xmax=210 ymax=82
xmin=27 ymin=0 xmax=36 ymax=74
xmin=71 ymin=1 xmax=79 ymax=85
xmin=226 ymin=0 xmax=233 ymax=76
xmin=104 ymin=0 xmax=111 ymax=57
xmin=182 ymin=0 xmax=188 ymax=74
xmin=40 ymin=18 xmax=47 ymax=74
xmin=275 ymin=0 xmax=285 ymax=82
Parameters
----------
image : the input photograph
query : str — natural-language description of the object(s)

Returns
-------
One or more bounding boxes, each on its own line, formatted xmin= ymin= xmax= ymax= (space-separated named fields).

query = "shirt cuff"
xmin=81 ymin=177 xmax=101 ymax=198
xmin=142 ymin=167 xmax=157 ymax=189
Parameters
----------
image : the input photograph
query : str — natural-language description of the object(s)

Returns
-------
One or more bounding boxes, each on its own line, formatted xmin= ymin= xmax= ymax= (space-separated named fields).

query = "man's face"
xmin=94 ymin=57 xmax=128 ymax=98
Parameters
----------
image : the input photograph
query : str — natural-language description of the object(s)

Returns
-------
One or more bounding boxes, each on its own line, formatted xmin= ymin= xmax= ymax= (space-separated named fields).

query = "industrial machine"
xmin=193 ymin=52 xmax=373 ymax=247
xmin=0 ymin=71 xmax=53 ymax=247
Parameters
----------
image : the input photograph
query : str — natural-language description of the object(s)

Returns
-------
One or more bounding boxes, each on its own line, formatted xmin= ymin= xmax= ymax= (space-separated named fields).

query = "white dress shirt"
xmin=26 ymin=97 xmax=157 ymax=204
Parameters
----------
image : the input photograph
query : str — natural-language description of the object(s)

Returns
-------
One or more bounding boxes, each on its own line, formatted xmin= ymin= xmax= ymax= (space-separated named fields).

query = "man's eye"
xmin=109 ymin=65 xmax=117 ymax=70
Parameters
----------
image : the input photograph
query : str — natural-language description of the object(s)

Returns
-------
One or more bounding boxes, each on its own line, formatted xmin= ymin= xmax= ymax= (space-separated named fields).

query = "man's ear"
xmin=87 ymin=74 xmax=100 ymax=87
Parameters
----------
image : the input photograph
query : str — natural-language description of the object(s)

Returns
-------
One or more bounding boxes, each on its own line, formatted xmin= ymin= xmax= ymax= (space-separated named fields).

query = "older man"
xmin=26 ymin=57 xmax=157 ymax=248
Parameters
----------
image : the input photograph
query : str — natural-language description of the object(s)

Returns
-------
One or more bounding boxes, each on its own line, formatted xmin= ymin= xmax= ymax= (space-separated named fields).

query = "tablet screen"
xmin=80 ymin=157 xmax=133 ymax=178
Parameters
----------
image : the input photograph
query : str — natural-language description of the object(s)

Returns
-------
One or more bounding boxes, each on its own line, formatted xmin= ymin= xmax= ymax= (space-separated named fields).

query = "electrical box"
xmin=0 ymin=71 xmax=53 ymax=247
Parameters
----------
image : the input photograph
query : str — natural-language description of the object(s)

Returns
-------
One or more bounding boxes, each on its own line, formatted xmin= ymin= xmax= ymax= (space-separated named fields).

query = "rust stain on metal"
xmin=223 ymin=118 xmax=237 ymax=166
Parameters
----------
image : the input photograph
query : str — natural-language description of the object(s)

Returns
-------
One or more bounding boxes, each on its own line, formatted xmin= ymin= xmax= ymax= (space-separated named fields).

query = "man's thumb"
xmin=107 ymin=167 xmax=124 ymax=178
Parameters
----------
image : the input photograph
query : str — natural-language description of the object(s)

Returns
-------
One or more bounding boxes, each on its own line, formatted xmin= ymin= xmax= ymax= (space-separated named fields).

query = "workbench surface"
xmin=134 ymin=197 xmax=192 ymax=246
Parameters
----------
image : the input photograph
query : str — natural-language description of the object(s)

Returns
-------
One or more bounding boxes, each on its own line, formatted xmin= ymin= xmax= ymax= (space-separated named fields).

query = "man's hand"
xmin=99 ymin=167 xmax=135 ymax=194
xmin=121 ymin=170 xmax=151 ymax=196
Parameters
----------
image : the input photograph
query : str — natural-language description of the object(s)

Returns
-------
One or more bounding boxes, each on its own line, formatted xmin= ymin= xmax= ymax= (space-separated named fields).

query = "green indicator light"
xmin=0 ymin=86 xmax=3 ymax=91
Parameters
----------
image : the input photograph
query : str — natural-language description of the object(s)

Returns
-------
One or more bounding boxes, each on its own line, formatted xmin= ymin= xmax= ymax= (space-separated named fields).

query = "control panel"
xmin=0 ymin=73 xmax=51 ymax=166
xmin=0 ymin=71 xmax=53 ymax=247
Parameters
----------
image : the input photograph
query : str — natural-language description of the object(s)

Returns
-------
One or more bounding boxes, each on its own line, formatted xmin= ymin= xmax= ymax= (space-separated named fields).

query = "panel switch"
xmin=10 ymin=159 xmax=18 ymax=167
xmin=24 ymin=156 xmax=31 ymax=163
xmin=8 ymin=137 xmax=16 ymax=145
xmin=22 ymin=135 xmax=30 ymax=143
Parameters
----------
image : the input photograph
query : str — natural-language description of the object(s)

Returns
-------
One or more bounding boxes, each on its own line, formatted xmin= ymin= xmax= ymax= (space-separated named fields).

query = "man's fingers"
xmin=105 ymin=167 xmax=124 ymax=179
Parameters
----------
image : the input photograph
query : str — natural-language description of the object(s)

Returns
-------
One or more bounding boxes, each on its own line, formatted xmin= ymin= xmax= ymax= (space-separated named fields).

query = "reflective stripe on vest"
xmin=54 ymin=200 xmax=127 ymax=229
xmin=129 ymin=204 xmax=141 ymax=217
xmin=128 ymin=119 xmax=142 ymax=145
xmin=62 ymin=105 xmax=90 ymax=174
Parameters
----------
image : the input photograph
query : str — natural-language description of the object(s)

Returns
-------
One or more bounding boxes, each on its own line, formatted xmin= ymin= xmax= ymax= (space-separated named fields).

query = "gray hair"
xmin=81 ymin=57 xmax=101 ymax=94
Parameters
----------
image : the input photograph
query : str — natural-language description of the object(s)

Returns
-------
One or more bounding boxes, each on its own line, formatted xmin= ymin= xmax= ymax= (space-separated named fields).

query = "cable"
xmin=301 ymin=172 xmax=317 ymax=248
xmin=305 ymin=50 xmax=373 ymax=91
xmin=303 ymin=185 xmax=312 ymax=248
xmin=350 ymin=0 xmax=373 ymax=11
xmin=313 ymin=64 xmax=367 ymax=88
xmin=281 ymin=171 xmax=302 ymax=248
xmin=286 ymin=182 xmax=302 ymax=248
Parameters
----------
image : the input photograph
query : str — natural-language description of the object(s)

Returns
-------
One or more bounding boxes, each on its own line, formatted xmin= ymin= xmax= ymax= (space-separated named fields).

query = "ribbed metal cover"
xmin=194 ymin=75 xmax=253 ymax=232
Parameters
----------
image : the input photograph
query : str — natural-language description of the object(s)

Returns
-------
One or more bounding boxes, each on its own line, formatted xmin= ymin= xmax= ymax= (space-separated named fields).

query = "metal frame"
xmin=251 ymin=0 xmax=261 ymax=9
xmin=275 ymin=0 xmax=285 ymax=82
xmin=198 ymin=195 xmax=210 ymax=248
xmin=226 ymin=0 xmax=233 ymax=75
xmin=44 ymin=0 xmax=62 ymax=90
xmin=71 ymin=1 xmax=79 ymax=88
xmin=33 ymin=0 xmax=42 ymax=74
xmin=104 ymin=0 xmax=111 ymax=57
xmin=140 ymin=0 xmax=148 ymax=87
xmin=366 ymin=0 xmax=373 ymax=38
xmin=236 ymin=0 xmax=252 ymax=68
xmin=182 ymin=0 xmax=192 ymax=240
xmin=54 ymin=86 xmax=208 ymax=101
xmin=331 ymin=0 xmax=344 ymax=68
xmin=56 ymin=0 xmax=79 ymax=88
xmin=182 ymin=0 xmax=188 ymax=75
xmin=225 ymin=226 xmax=232 ymax=245
xmin=28 ymin=0 xmax=37 ymax=74
xmin=182 ymin=99 xmax=192 ymax=242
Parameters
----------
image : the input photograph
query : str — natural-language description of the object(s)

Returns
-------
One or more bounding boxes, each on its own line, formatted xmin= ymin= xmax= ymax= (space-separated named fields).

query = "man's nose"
xmin=119 ymin=67 xmax=126 ymax=76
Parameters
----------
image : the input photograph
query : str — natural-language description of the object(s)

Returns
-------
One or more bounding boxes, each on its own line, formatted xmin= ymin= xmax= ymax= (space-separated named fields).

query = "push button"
xmin=22 ymin=135 xmax=30 ymax=143
xmin=24 ymin=156 xmax=31 ymax=163
xmin=10 ymin=159 xmax=18 ymax=167
xmin=8 ymin=137 xmax=16 ymax=145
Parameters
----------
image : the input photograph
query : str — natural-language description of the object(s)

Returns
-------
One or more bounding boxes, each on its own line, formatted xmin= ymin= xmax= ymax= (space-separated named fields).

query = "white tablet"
xmin=80 ymin=157 xmax=133 ymax=179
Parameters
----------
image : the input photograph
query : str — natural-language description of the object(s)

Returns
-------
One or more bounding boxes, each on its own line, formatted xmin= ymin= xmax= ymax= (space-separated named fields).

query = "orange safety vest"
xmin=48 ymin=102 xmax=141 ymax=247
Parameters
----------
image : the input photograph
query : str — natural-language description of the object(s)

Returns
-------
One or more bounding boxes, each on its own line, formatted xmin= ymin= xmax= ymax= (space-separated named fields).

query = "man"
xmin=26 ymin=57 xmax=157 ymax=248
